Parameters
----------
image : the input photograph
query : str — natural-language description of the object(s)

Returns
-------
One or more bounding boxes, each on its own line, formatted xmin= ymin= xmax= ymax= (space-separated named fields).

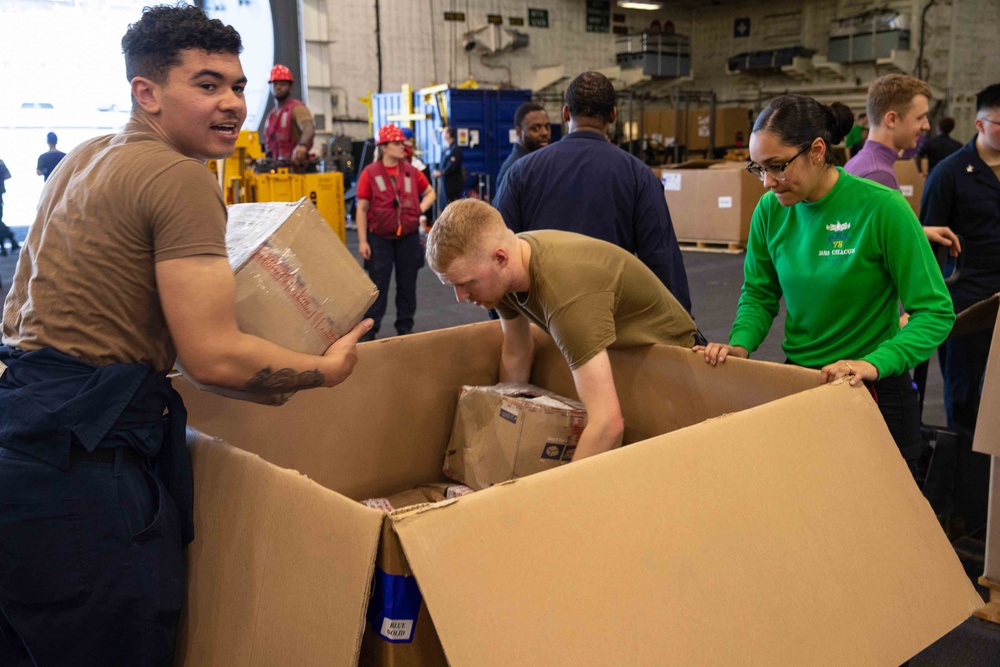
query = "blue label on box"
xmin=499 ymin=407 xmax=518 ymax=423
xmin=366 ymin=568 xmax=423 ymax=643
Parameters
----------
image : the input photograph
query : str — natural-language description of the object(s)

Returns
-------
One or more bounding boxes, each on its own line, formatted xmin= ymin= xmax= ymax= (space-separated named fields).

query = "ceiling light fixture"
xmin=616 ymin=0 xmax=664 ymax=9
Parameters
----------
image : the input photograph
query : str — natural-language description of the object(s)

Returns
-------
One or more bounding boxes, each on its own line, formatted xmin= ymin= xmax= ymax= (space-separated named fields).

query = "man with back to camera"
xmin=427 ymin=199 xmax=697 ymax=462
xmin=844 ymin=73 xmax=961 ymax=253
xmin=495 ymin=102 xmax=551 ymax=188
xmin=263 ymin=63 xmax=316 ymax=168
xmin=0 ymin=6 xmax=371 ymax=665
xmin=919 ymin=83 xmax=1000 ymax=537
xmin=36 ymin=131 xmax=66 ymax=181
xmin=494 ymin=71 xmax=692 ymax=315
xmin=916 ymin=116 xmax=963 ymax=177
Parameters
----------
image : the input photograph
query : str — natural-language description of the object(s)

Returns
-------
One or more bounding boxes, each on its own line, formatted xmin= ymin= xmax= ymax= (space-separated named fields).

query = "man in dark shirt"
xmin=36 ymin=131 xmax=67 ymax=181
xmin=432 ymin=125 xmax=464 ymax=205
xmin=916 ymin=116 xmax=963 ymax=177
xmin=496 ymin=102 xmax=550 ymax=189
xmin=920 ymin=83 xmax=1000 ymax=535
xmin=494 ymin=71 xmax=691 ymax=314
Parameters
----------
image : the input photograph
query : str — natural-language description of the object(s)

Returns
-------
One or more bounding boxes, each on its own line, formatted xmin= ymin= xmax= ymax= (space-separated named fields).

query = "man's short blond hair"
xmin=866 ymin=74 xmax=932 ymax=126
xmin=426 ymin=199 xmax=512 ymax=273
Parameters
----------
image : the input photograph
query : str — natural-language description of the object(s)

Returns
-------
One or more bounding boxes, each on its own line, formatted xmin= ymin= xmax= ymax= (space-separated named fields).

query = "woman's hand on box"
xmin=820 ymin=359 xmax=878 ymax=387
xmin=692 ymin=343 xmax=748 ymax=366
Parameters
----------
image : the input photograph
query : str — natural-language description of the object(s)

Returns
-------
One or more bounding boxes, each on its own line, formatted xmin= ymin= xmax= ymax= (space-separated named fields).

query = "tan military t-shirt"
xmin=2 ymin=121 xmax=228 ymax=373
xmin=495 ymin=230 xmax=696 ymax=369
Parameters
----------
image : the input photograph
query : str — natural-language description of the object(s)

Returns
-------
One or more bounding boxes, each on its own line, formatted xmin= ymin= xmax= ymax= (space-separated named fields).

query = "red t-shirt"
xmin=356 ymin=163 xmax=430 ymax=200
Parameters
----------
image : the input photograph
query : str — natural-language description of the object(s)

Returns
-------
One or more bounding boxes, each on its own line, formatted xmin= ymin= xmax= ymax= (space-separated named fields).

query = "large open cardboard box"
xmin=175 ymin=321 xmax=981 ymax=666
xmin=657 ymin=162 xmax=763 ymax=246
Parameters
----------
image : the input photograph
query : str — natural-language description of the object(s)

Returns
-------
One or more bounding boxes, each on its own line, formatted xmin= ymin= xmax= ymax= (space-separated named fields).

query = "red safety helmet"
xmin=268 ymin=64 xmax=294 ymax=83
xmin=376 ymin=124 xmax=406 ymax=145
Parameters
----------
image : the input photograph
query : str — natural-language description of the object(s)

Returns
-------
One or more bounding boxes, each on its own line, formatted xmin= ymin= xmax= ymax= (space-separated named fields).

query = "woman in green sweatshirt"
xmin=696 ymin=94 xmax=954 ymax=472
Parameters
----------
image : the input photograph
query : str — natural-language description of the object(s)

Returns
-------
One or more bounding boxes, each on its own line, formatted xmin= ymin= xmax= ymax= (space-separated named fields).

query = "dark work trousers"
xmin=868 ymin=371 xmax=922 ymax=478
xmin=790 ymin=362 xmax=921 ymax=477
xmin=364 ymin=230 xmax=421 ymax=336
xmin=0 ymin=447 xmax=183 ymax=667
xmin=941 ymin=328 xmax=992 ymax=533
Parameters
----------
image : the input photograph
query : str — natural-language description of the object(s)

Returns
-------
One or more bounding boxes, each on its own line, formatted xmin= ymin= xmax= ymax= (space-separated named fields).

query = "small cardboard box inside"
xmin=174 ymin=321 xmax=981 ymax=666
xmin=657 ymin=161 xmax=764 ymax=245
xmin=443 ymin=383 xmax=587 ymax=490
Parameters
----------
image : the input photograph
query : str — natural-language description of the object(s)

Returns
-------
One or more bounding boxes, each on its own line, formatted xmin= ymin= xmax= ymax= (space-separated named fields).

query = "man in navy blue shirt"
xmin=920 ymin=82 xmax=1000 ymax=536
xmin=494 ymin=71 xmax=692 ymax=314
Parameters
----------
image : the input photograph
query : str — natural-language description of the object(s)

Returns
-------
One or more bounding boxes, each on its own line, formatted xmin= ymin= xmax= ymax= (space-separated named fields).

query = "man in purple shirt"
xmin=845 ymin=73 xmax=959 ymax=250
xmin=845 ymin=74 xmax=930 ymax=188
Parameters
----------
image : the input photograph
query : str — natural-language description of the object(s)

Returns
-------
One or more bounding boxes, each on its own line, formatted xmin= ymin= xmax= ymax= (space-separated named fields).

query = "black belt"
xmin=70 ymin=447 xmax=145 ymax=465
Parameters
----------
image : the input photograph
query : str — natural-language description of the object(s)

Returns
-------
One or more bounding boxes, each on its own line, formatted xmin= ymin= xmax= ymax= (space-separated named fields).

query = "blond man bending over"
xmin=427 ymin=199 xmax=697 ymax=461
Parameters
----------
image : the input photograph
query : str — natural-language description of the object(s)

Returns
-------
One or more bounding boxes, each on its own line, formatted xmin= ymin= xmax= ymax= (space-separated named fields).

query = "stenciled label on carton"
xmin=251 ymin=243 xmax=340 ymax=346
xmin=367 ymin=568 xmax=423 ymax=643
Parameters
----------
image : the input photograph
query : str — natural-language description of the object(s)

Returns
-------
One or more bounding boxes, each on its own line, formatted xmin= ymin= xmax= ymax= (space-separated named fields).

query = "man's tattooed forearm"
xmin=245 ymin=367 xmax=325 ymax=392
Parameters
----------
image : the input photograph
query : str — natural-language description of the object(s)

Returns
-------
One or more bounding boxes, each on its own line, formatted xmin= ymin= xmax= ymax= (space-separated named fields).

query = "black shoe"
xmin=359 ymin=330 xmax=376 ymax=343
xmin=9 ymin=242 xmax=19 ymax=252
xmin=396 ymin=329 xmax=413 ymax=336
xmin=0 ymin=248 xmax=7 ymax=257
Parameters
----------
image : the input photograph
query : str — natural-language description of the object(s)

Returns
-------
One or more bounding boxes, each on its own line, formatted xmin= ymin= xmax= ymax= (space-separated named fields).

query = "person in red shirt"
xmin=356 ymin=124 xmax=436 ymax=339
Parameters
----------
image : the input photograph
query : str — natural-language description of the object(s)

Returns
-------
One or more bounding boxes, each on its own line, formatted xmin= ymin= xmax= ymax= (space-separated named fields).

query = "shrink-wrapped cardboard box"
xmin=178 ymin=198 xmax=378 ymax=401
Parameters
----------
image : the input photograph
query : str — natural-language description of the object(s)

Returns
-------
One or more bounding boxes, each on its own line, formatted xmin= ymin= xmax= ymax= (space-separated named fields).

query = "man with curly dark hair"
xmin=0 ymin=5 xmax=371 ymax=665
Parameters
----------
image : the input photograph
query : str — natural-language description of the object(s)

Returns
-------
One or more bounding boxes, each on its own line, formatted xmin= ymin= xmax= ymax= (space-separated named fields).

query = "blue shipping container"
xmin=372 ymin=88 xmax=532 ymax=205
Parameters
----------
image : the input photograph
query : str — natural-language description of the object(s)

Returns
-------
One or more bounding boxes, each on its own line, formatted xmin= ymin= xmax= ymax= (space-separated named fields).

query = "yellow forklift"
xmin=209 ymin=130 xmax=347 ymax=242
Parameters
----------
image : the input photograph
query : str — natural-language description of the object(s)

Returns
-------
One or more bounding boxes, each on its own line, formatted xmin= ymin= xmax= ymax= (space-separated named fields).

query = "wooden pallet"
xmin=678 ymin=240 xmax=746 ymax=254
xmin=976 ymin=576 xmax=1000 ymax=624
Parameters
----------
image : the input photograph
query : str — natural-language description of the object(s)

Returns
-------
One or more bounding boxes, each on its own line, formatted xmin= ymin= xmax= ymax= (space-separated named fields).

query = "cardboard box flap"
xmin=226 ymin=200 xmax=301 ymax=270
xmin=965 ymin=294 xmax=1000 ymax=456
xmin=177 ymin=431 xmax=383 ymax=667
xmin=175 ymin=321 xmax=505 ymax=500
xmin=392 ymin=383 xmax=981 ymax=667
xmin=951 ymin=292 xmax=999 ymax=339
xmin=530 ymin=339 xmax=819 ymax=444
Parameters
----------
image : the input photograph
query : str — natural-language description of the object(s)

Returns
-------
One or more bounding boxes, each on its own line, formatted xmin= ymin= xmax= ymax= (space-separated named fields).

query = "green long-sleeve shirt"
xmin=729 ymin=168 xmax=954 ymax=377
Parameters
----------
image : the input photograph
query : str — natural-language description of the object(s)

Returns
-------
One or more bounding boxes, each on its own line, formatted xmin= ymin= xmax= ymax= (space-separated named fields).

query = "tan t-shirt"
xmin=495 ymin=230 xmax=696 ymax=369
xmin=2 ymin=120 xmax=228 ymax=372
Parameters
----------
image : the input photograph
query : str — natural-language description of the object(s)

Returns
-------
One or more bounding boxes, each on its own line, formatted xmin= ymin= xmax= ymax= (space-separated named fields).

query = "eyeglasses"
xmin=746 ymin=145 xmax=810 ymax=182
xmin=981 ymin=117 xmax=1000 ymax=126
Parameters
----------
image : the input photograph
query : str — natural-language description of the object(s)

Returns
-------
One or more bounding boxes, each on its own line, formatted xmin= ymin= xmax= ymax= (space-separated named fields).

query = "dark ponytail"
xmin=753 ymin=95 xmax=855 ymax=165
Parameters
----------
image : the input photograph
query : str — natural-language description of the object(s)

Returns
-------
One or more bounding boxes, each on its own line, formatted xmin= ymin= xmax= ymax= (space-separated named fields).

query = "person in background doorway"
xmin=0 ymin=7 xmax=371 ymax=665
xmin=263 ymin=63 xmax=316 ymax=168
xmin=496 ymin=102 xmax=551 ymax=188
xmin=696 ymin=94 xmax=954 ymax=478
xmin=0 ymin=157 xmax=17 ymax=256
xmin=427 ymin=199 xmax=696 ymax=463
xmin=36 ymin=132 xmax=67 ymax=181
xmin=494 ymin=71 xmax=692 ymax=315
xmin=356 ymin=124 xmax=436 ymax=341
xmin=845 ymin=73 xmax=960 ymax=252
xmin=916 ymin=116 xmax=963 ymax=177
xmin=433 ymin=125 xmax=464 ymax=206
xmin=919 ymin=83 xmax=1000 ymax=537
